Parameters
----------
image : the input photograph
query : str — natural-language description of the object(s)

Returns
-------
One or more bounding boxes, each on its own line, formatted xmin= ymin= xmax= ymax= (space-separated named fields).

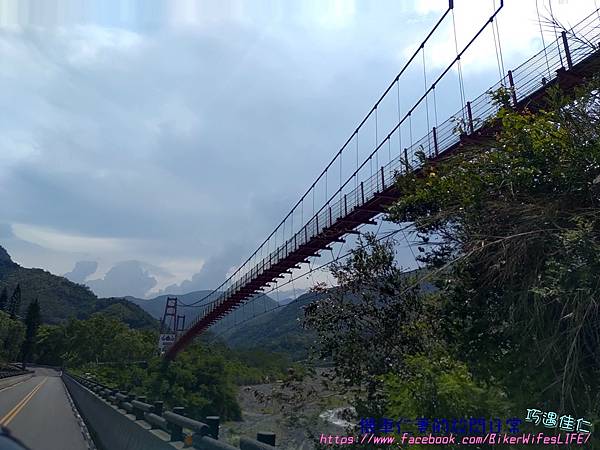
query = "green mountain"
xmin=218 ymin=291 xmax=320 ymax=361
xmin=0 ymin=246 xmax=157 ymax=329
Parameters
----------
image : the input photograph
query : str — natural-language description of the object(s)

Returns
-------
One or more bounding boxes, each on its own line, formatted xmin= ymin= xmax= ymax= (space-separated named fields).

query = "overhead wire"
xmin=491 ymin=3 xmax=504 ymax=81
xmin=422 ymin=47 xmax=432 ymax=155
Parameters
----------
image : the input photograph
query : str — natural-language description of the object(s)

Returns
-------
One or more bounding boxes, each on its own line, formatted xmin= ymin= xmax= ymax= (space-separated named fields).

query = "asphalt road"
xmin=0 ymin=367 xmax=88 ymax=450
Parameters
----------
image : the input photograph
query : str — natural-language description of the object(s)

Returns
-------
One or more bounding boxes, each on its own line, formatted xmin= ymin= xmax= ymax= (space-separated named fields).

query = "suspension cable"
xmin=491 ymin=9 xmax=504 ymax=80
xmin=549 ymin=0 xmax=565 ymax=67
xmin=493 ymin=0 xmax=505 ymax=76
xmin=536 ymin=0 xmax=552 ymax=78
xmin=422 ymin=47 xmax=432 ymax=155
xmin=452 ymin=6 xmax=467 ymax=117
xmin=396 ymin=79 xmax=402 ymax=156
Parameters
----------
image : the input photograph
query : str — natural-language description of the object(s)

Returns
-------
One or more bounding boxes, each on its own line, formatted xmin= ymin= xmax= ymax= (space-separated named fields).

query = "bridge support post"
xmin=561 ymin=31 xmax=573 ymax=69
xmin=432 ymin=127 xmax=439 ymax=157
xmin=132 ymin=396 xmax=147 ymax=420
xmin=360 ymin=181 xmax=365 ymax=204
xmin=168 ymin=407 xmax=185 ymax=441
xmin=507 ymin=70 xmax=518 ymax=107
xmin=466 ymin=101 xmax=474 ymax=134
xmin=206 ymin=416 xmax=220 ymax=439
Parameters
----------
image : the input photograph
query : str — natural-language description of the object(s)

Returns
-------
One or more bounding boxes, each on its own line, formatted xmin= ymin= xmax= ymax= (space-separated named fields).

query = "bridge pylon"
xmin=158 ymin=297 xmax=182 ymax=354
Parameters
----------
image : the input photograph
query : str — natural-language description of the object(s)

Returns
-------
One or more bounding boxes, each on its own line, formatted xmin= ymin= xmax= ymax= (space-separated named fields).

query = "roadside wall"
xmin=62 ymin=373 xmax=175 ymax=450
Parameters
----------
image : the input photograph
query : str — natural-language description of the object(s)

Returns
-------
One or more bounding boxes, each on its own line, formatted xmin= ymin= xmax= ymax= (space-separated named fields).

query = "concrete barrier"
xmin=63 ymin=373 xmax=281 ymax=450
xmin=63 ymin=373 xmax=175 ymax=450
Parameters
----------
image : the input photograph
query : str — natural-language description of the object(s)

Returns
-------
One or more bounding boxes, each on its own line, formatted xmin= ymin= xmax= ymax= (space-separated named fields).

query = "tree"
xmin=7 ymin=284 xmax=21 ymax=319
xmin=387 ymin=79 xmax=600 ymax=421
xmin=20 ymin=298 xmax=41 ymax=367
xmin=0 ymin=287 xmax=7 ymax=311
xmin=0 ymin=312 xmax=25 ymax=363
xmin=34 ymin=324 xmax=67 ymax=366
xmin=302 ymin=235 xmax=432 ymax=415
xmin=301 ymin=235 xmax=508 ymax=448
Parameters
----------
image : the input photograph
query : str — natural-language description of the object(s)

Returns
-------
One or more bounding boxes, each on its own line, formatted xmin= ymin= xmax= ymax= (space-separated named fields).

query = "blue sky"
xmin=0 ymin=0 xmax=597 ymax=298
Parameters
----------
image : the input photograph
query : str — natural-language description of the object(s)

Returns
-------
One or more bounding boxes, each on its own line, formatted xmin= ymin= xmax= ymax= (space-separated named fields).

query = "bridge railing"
xmin=64 ymin=372 xmax=280 ymax=450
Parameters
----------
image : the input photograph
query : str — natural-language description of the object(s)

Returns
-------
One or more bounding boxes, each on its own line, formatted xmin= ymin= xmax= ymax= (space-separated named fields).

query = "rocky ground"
xmin=220 ymin=368 xmax=356 ymax=450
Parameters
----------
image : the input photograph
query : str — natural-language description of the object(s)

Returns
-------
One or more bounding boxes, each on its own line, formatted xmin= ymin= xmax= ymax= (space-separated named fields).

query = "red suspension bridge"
xmin=165 ymin=2 xmax=600 ymax=360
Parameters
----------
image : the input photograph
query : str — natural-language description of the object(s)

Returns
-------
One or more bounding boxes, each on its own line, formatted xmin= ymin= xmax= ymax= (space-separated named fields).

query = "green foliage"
xmin=34 ymin=313 xmax=289 ymax=422
xmin=303 ymin=236 xmax=509 ymax=427
xmin=35 ymin=324 xmax=67 ymax=366
xmin=301 ymin=79 xmax=600 ymax=449
xmin=20 ymin=298 xmax=41 ymax=363
xmin=7 ymin=284 xmax=21 ymax=319
xmin=78 ymin=343 xmax=292 ymax=421
xmin=0 ymin=311 xmax=25 ymax=363
xmin=387 ymin=79 xmax=600 ymax=421
xmin=41 ymin=314 xmax=156 ymax=366
xmin=0 ymin=287 xmax=7 ymax=311
xmin=148 ymin=345 xmax=242 ymax=420
xmin=383 ymin=352 xmax=509 ymax=419
xmin=303 ymin=235 xmax=434 ymax=413
xmin=225 ymin=348 xmax=292 ymax=385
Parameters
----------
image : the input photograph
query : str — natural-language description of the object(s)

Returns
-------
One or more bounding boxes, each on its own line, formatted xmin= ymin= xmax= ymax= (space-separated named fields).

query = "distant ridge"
xmin=0 ymin=245 xmax=157 ymax=329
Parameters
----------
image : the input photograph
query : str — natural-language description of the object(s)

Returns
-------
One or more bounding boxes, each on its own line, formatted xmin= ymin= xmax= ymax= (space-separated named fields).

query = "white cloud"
xmin=11 ymin=223 xmax=131 ymax=254
xmin=7 ymin=223 xmax=205 ymax=297
xmin=60 ymin=25 xmax=143 ymax=67
xmin=313 ymin=0 xmax=357 ymax=29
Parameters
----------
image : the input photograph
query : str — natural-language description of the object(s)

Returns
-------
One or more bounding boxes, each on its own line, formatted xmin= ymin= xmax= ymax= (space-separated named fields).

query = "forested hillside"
xmin=0 ymin=246 xmax=156 ymax=329
xmin=218 ymin=292 xmax=318 ymax=361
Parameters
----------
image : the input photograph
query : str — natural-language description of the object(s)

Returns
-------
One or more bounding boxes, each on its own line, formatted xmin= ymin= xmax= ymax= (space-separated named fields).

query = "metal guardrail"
xmin=67 ymin=373 xmax=280 ymax=450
